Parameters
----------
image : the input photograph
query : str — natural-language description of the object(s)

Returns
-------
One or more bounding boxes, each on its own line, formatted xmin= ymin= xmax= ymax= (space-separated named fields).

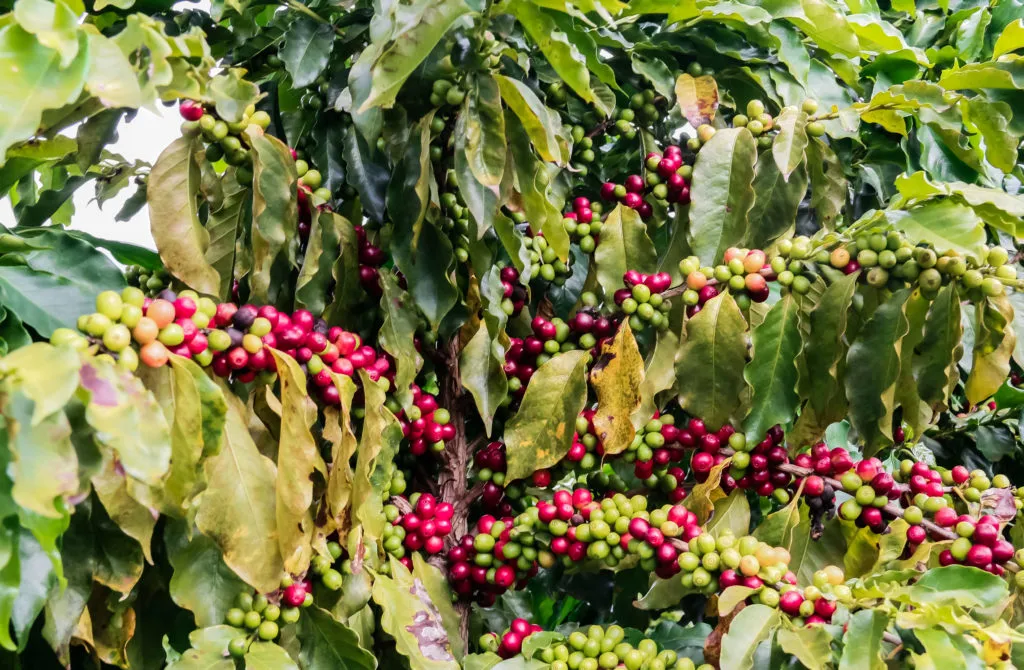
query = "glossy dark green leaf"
xmin=343 ymin=125 xmax=389 ymax=224
xmin=165 ymin=520 xmax=247 ymax=628
xmin=743 ymin=293 xmax=801 ymax=443
xmin=248 ymin=130 xmax=299 ymax=306
xmin=298 ymin=605 xmax=376 ymax=670
xmin=914 ymin=284 xmax=962 ymax=417
xmin=281 ymin=18 xmax=334 ymax=88
xmin=688 ymin=128 xmax=757 ymax=264
xmin=506 ymin=113 xmax=569 ymax=261
xmin=805 ymin=137 xmax=846 ymax=228
xmin=745 ymin=152 xmax=806 ymax=249
xmin=845 ymin=288 xmax=911 ymax=454
xmin=379 ymin=271 xmax=424 ymax=407
xmin=505 ymin=350 xmax=589 ymax=482
xmin=593 ymin=205 xmax=656 ymax=299
xmin=676 ymin=293 xmax=748 ymax=431
xmin=461 ymin=268 xmax=509 ymax=436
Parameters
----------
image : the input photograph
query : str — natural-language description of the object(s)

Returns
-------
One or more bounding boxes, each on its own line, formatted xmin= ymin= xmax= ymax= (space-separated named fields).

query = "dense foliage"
xmin=1 ymin=0 xmax=1024 ymax=667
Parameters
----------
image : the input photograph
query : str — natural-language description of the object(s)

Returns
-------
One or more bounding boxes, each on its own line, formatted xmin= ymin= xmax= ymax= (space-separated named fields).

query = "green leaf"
xmin=590 ymin=323 xmax=644 ymax=455
xmin=359 ymin=0 xmax=472 ymax=111
xmin=343 ymin=125 xmax=389 ymax=224
xmin=13 ymin=0 xmax=80 ymax=67
xmin=719 ymin=604 xmax=779 ymax=670
xmin=351 ymin=373 xmax=402 ymax=540
xmin=593 ymin=205 xmax=656 ymax=299
xmin=805 ymin=137 xmax=846 ymax=228
xmin=913 ymin=629 xmax=968 ymax=670
xmin=845 ymin=288 xmax=911 ymax=454
xmin=771 ymin=107 xmax=808 ymax=180
xmin=955 ymin=8 xmax=992 ymax=61
xmin=281 ymin=18 xmax=334 ymax=88
xmin=208 ymin=68 xmax=260 ymax=125
xmin=838 ymin=610 xmax=888 ymax=670
xmin=966 ymin=296 xmax=1015 ymax=405
xmin=790 ymin=0 xmax=859 ymax=56
xmin=993 ymin=19 xmax=1024 ymax=58
xmin=718 ymin=586 xmax=756 ymax=616
xmin=460 ymin=268 xmax=509 ymax=436
xmin=379 ymin=271 xmax=424 ymax=407
xmin=506 ymin=114 xmax=568 ymax=261
xmin=298 ymin=605 xmax=376 ymax=670
xmin=630 ymin=52 xmax=676 ymax=100
xmin=803 ymin=270 xmax=858 ymax=420
xmin=510 ymin=0 xmax=594 ymax=106
xmin=295 ymin=210 xmax=344 ymax=315
xmin=777 ymin=625 xmax=832 ymax=670
xmin=676 ymin=293 xmax=748 ymax=431
xmin=705 ymin=489 xmax=750 ymax=538
xmin=248 ymin=130 xmax=299 ymax=306
xmin=268 ymin=350 xmax=324 ymax=575
xmin=743 ymin=293 xmax=801 ymax=443
xmin=889 ymin=202 xmax=985 ymax=258
xmin=965 ymin=98 xmax=1017 ymax=174
xmin=505 ymin=350 xmax=589 ymax=482
xmin=322 ymin=213 xmax=362 ymax=328
xmin=674 ymin=73 xmax=719 ymax=128
xmin=914 ymin=284 xmax=962 ymax=418
xmin=939 ymin=59 xmax=1024 ymax=90
xmin=246 ymin=642 xmax=300 ymax=669
xmin=688 ymin=127 xmax=757 ymax=264
xmin=895 ymin=291 xmax=930 ymax=440
xmin=0 ymin=24 xmax=88 ymax=162
xmin=494 ymin=75 xmax=564 ymax=164
xmin=371 ymin=559 xmax=460 ymax=670
xmin=195 ymin=392 xmax=283 ymax=594
xmin=92 ymin=458 xmax=156 ymax=562
xmin=148 ymin=136 xmax=220 ymax=295
xmin=324 ymin=376 xmax=358 ymax=537
xmin=166 ymin=625 xmax=238 ymax=670
xmin=465 ymin=74 xmax=506 ymax=189
xmin=165 ymin=520 xmax=247 ymax=628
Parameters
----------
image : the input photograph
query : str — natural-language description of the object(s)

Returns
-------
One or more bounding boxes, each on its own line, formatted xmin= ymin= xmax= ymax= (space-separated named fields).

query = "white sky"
xmin=0 ymin=100 xmax=178 ymax=252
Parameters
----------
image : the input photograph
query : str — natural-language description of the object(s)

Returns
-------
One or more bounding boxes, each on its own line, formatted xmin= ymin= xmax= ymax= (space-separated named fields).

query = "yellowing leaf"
xmin=674 ymin=73 xmax=719 ymax=128
xmin=195 ymin=391 xmax=283 ymax=594
xmin=505 ymin=350 xmax=589 ymax=482
xmin=591 ymin=323 xmax=644 ymax=455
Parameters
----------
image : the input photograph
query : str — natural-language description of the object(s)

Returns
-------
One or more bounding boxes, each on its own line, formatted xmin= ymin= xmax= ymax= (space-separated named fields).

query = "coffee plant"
xmin=2 ymin=0 xmax=1024 ymax=667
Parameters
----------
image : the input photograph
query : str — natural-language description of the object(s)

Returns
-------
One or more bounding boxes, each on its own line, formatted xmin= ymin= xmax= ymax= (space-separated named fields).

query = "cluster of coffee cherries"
xmin=679 ymin=247 xmax=775 ymax=314
xmin=598 ymin=145 xmax=695 ymax=219
xmin=428 ymin=75 xmax=467 ymax=109
xmin=561 ymin=196 xmax=604 ymax=253
xmin=222 ymin=585 xmax=307 ymax=658
xmin=831 ymin=457 xmax=901 ymax=533
xmin=394 ymin=385 xmax=455 ymax=455
xmin=478 ymin=618 xmax=543 ymax=658
xmin=447 ymin=514 xmax=538 ymax=606
xmin=524 ymin=231 xmax=572 ymax=284
xmin=677 ymin=528 xmax=794 ymax=595
xmin=498 ymin=266 xmax=529 ymax=317
xmin=473 ymin=441 xmax=517 ymax=516
xmin=179 ymin=100 xmax=271 ymax=183
xmin=53 ymin=287 xmax=216 ymax=372
xmin=124 ymin=265 xmax=173 ymax=297
xmin=294 ymin=156 xmax=333 ymax=241
xmin=934 ymin=512 xmax=1015 ymax=574
xmin=503 ymin=316 xmax=608 ymax=400
xmin=438 ymin=181 xmax=474 ymax=264
xmin=614 ymin=270 xmax=673 ymax=332
xmin=628 ymin=415 xmax=689 ymax=503
xmin=532 ymin=490 xmax=703 ymax=578
xmin=774 ymin=566 xmax=849 ymax=626
xmin=383 ymin=494 xmax=454 ymax=566
xmin=568 ymin=126 xmax=597 ymax=175
xmin=941 ymin=464 xmax=1013 ymax=503
xmin=507 ymin=624 xmax=699 ymax=670
xmin=692 ymin=422 xmax=793 ymax=502
xmin=355 ymin=225 xmax=388 ymax=298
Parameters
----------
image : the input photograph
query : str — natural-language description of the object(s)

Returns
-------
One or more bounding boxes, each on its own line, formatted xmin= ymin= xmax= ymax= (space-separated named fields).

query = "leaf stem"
xmin=285 ymin=0 xmax=345 ymax=36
